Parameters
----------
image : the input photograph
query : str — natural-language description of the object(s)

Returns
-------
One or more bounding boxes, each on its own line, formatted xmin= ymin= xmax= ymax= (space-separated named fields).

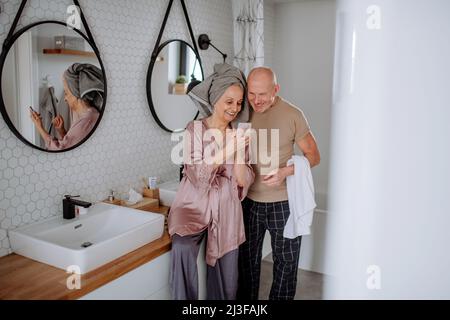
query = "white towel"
xmin=284 ymin=155 xmax=316 ymax=238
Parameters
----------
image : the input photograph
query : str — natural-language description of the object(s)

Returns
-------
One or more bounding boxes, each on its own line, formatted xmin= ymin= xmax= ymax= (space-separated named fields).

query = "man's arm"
xmin=281 ymin=132 xmax=320 ymax=176
xmin=297 ymin=132 xmax=321 ymax=168
xmin=262 ymin=132 xmax=320 ymax=186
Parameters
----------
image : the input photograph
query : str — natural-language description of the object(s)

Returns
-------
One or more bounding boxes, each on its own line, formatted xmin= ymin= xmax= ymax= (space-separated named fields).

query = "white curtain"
xmin=232 ymin=0 xmax=264 ymax=76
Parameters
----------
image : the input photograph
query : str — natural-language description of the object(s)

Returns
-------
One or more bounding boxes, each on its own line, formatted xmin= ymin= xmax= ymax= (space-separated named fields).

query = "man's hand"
xmin=262 ymin=167 xmax=290 ymax=187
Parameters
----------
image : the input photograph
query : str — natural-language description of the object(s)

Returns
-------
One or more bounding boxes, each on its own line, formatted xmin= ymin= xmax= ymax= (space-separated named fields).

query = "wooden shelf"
xmin=43 ymin=48 xmax=96 ymax=57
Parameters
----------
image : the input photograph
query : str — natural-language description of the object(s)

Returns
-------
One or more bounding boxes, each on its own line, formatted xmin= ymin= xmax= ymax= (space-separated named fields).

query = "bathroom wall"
xmin=0 ymin=0 xmax=234 ymax=257
xmin=263 ymin=0 xmax=275 ymax=68
xmin=272 ymin=0 xmax=336 ymax=197
xmin=265 ymin=0 xmax=336 ymax=273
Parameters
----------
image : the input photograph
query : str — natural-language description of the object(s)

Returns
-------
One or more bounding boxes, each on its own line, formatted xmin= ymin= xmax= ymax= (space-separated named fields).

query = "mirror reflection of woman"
xmin=30 ymin=63 xmax=104 ymax=151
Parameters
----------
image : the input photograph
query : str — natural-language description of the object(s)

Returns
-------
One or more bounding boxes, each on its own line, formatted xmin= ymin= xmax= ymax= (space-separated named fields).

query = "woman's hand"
xmin=30 ymin=109 xmax=44 ymax=129
xmin=30 ymin=109 xmax=51 ymax=142
xmin=52 ymin=115 xmax=64 ymax=130
xmin=232 ymin=128 xmax=251 ymax=187
xmin=208 ymin=129 xmax=250 ymax=166
xmin=52 ymin=115 xmax=66 ymax=138
xmin=224 ymin=129 xmax=250 ymax=163
xmin=224 ymin=130 xmax=238 ymax=162
xmin=235 ymin=128 xmax=250 ymax=155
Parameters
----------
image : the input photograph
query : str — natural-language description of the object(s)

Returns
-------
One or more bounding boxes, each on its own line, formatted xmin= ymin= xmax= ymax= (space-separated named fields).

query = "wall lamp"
xmin=197 ymin=34 xmax=227 ymax=63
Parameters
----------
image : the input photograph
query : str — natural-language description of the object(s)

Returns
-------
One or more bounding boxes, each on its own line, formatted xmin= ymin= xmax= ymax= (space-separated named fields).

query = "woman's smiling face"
xmin=213 ymin=84 xmax=244 ymax=123
xmin=63 ymin=78 xmax=78 ymax=110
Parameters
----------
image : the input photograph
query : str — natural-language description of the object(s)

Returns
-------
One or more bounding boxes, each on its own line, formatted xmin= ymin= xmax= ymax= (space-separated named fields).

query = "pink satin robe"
xmin=168 ymin=119 xmax=255 ymax=266
xmin=45 ymin=107 xmax=99 ymax=151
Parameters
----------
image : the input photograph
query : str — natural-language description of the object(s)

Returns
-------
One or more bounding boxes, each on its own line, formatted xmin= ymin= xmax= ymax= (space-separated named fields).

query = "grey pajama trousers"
xmin=170 ymin=232 xmax=239 ymax=300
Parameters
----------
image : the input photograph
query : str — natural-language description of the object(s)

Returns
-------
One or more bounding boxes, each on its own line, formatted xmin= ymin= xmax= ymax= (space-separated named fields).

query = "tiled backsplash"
xmin=0 ymin=0 xmax=234 ymax=257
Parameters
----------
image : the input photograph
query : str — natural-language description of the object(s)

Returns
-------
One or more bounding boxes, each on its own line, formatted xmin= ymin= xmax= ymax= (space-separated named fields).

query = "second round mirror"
xmin=147 ymin=40 xmax=204 ymax=132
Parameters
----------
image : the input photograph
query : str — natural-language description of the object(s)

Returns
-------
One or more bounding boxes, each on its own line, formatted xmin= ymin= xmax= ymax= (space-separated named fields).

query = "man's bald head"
xmin=247 ymin=67 xmax=280 ymax=113
xmin=247 ymin=67 xmax=278 ymax=86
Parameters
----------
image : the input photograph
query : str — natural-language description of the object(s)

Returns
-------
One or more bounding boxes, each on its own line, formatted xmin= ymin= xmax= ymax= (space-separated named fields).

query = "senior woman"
xmin=168 ymin=63 xmax=255 ymax=300
xmin=30 ymin=63 xmax=104 ymax=151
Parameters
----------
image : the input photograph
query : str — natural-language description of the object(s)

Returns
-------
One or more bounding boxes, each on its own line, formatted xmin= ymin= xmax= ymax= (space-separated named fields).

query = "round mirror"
xmin=0 ymin=21 xmax=107 ymax=152
xmin=147 ymin=40 xmax=204 ymax=133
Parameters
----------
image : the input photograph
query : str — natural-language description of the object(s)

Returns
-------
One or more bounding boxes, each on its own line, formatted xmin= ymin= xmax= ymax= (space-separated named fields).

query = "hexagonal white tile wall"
xmin=0 ymin=0 xmax=234 ymax=257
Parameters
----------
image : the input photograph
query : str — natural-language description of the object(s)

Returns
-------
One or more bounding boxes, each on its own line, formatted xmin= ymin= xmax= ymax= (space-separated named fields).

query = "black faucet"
xmin=179 ymin=164 xmax=184 ymax=181
xmin=63 ymin=195 xmax=92 ymax=220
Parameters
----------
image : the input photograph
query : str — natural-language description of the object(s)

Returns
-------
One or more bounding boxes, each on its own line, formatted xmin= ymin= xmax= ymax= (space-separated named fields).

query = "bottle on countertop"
xmin=143 ymin=178 xmax=160 ymax=200
xmin=108 ymin=190 xmax=115 ymax=202
xmin=148 ymin=177 xmax=158 ymax=189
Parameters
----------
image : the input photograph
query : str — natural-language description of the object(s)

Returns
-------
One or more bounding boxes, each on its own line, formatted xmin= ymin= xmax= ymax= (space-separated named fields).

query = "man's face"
xmin=247 ymin=75 xmax=279 ymax=113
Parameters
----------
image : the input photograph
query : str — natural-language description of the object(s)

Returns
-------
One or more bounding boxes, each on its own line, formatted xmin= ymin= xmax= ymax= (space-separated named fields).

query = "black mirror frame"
xmin=0 ymin=0 xmax=107 ymax=153
xmin=0 ymin=21 xmax=107 ymax=153
xmin=146 ymin=39 xmax=204 ymax=133
xmin=146 ymin=0 xmax=203 ymax=133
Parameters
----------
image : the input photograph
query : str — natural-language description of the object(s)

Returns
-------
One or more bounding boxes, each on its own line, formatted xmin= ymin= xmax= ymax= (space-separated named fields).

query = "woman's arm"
xmin=184 ymin=122 xmax=252 ymax=192
xmin=233 ymin=163 xmax=249 ymax=187
xmin=30 ymin=110 xmax=51 ymax=142
xmin=53 ymin=115 xmax=67 ymax=139
xmin=232 ymin=132 xmax=255 ymax=199
xmin=45 ymin=112 xmax=97 ymax=151
xmin=183 ymin=121 xmax=222 ymax=191
xmin=232 ymin=131 xmax=251 ymax=186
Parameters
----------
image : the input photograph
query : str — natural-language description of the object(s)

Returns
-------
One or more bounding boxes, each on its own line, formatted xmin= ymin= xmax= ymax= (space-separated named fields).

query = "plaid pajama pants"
xmin=238 ymin=197 xmax=302 ymax=300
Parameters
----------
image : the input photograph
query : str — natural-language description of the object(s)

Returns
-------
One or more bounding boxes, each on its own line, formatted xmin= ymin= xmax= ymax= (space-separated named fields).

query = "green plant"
xmin=175 ymin=75 xmax=187 ymax=84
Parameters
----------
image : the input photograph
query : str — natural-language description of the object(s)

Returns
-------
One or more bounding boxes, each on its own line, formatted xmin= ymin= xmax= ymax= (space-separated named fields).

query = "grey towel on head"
xmin=64 ymin=63 xmax=105 ymax=111
xmin=188 ymin=63 xmax=250 ymax=128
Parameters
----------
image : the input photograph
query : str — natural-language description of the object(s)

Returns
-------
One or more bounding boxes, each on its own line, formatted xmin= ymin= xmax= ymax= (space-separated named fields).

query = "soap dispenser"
xmin=108 ymin=190 xmax=115 ymax=202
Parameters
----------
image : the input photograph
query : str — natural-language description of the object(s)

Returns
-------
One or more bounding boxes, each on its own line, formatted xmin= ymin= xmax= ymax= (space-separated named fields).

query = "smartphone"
xmin=238 ymin=122 xmax=252 ymax=131
xmin=29 ymin=106 xmax=37 ymax=113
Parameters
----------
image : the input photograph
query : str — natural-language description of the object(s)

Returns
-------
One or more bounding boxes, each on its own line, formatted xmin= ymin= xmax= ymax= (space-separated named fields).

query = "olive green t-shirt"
xmin=247 ymin=96 xmax=311 ymax=203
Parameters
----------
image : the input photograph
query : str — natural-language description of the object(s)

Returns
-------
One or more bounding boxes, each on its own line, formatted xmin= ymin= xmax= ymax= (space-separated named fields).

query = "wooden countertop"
xmin=0 ymin=205 xmax=172 ymax=300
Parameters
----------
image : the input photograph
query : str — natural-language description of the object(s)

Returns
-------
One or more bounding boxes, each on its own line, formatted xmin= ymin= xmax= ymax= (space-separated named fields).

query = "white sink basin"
xmin=158 ymin=180 xmax=180 ymax=206
xmin=8 ymin=203 xmax=164 ymax=274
